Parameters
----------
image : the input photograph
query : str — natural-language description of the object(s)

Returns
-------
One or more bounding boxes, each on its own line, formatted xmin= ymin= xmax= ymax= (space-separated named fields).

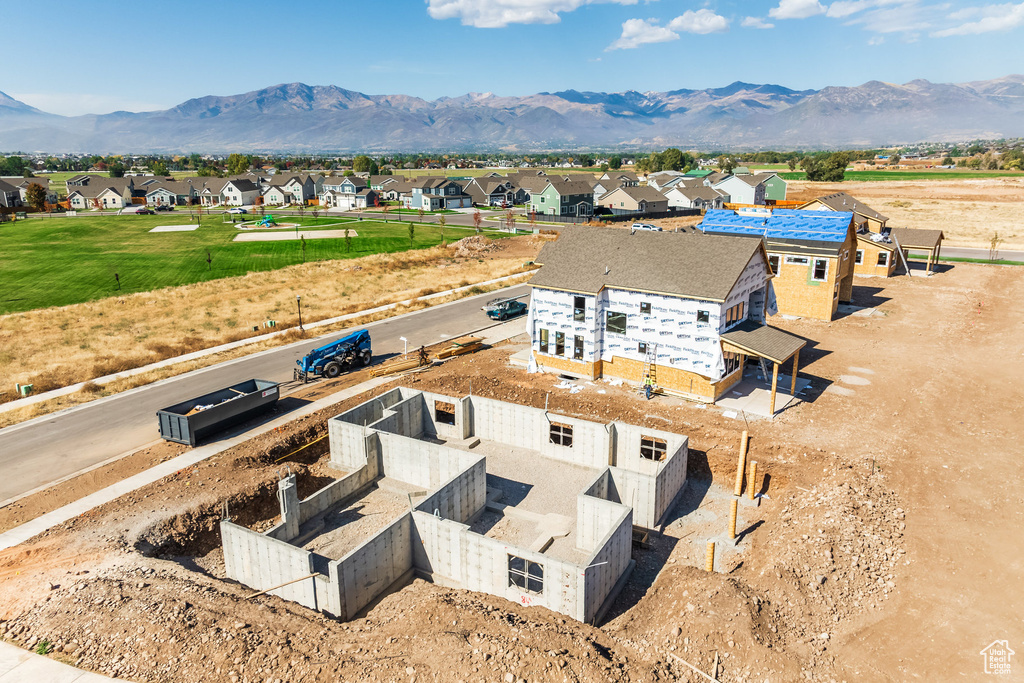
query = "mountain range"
xmin=1 ymin=75 xmax=1023 ymax=153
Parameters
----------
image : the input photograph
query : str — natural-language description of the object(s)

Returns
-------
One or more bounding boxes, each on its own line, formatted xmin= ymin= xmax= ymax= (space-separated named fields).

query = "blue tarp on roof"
xmin=700 ymin=208 xmax=852 ymax=243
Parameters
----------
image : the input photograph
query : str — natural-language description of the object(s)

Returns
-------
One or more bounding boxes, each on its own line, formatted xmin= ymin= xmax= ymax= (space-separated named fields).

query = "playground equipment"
xmin=256 ymin=214 xmax=277 ymax=228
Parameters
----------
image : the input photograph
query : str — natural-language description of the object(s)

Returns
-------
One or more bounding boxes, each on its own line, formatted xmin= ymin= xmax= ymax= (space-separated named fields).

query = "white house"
xmin=527 ymin=226 xmax=804 ymax=408
xmin=663 ymin=184 xmax=729 ymax=211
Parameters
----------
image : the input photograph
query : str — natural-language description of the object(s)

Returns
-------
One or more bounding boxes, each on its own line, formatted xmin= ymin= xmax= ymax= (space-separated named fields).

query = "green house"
xmin=528 ymin=179 xmax=594 ymax=217
xmin=761 ymin=173 xmax=787 ymax=202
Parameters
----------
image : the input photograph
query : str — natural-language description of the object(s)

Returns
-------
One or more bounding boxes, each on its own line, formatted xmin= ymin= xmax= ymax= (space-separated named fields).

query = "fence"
xmin=527 ymin=208 xmax=700 ymax=225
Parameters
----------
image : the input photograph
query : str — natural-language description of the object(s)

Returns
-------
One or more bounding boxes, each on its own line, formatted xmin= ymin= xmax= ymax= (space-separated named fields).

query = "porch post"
xmin=769 ymin=361 xmax=779 ymax=416
xmin=790 ymin=349 xmax=800 ymax=396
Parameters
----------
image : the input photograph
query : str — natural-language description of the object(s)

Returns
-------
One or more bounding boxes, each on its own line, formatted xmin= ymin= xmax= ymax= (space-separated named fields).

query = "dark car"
xmin=485 ymin=298 xmax=528 ymax=321
xmin=155 ymin=205 xmax=173 ymax=211
xmin=137 ymin=208 xmax=155 ymax=215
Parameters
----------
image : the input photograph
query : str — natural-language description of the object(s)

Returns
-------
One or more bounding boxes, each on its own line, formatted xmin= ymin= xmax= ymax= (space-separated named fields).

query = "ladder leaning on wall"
xmin=637 ymin=344 xmax=658 ymax=397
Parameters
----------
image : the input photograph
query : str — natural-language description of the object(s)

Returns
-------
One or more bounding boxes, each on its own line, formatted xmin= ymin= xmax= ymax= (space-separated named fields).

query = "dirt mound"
xmin=451 ymin=234 xmax=497 ymax=258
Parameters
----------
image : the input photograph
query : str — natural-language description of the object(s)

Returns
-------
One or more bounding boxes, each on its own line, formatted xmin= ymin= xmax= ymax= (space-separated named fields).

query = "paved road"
xmin=933 ymin=245 xmax=1024 ymax=261
xmin=0 ymin=284 xmax=530 ymax=502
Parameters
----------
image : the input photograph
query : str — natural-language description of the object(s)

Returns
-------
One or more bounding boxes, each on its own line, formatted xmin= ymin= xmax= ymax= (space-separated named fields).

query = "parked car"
xmin=484 ymin=297 xmax=528 ymax=321
xmin=136 ymin=208 xmax=155 ymax=215
xmin=226 ymin=207 xmax=247 ymax=214
xmin=631 ymin=222 xmax=661 ymax=231
xmin=155 ymin=205 xmax=173 ymax=212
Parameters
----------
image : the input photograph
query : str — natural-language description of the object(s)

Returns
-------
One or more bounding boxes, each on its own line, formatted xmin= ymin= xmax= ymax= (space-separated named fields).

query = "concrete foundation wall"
xmin=609 ymin=424 xmax=688 ymax=528
xmin=297 ymin=466 xmax=376 ymax=526
xmin=577 ymin=474 xmax=628 ymax=551
xmin=469 ymin=396 xmax=611 ymax=469
xmin=221 ymin=521 xmax=318 ymax=609
xmin=338 ymin=513 xmax=414 ymax=619
xmin=419 ymin=390 xmax=468 ymax=440
xmin=415 ymin=456 xmax=487 ymax=524
xmin=580 ymin=506 xmax=633 ymax=624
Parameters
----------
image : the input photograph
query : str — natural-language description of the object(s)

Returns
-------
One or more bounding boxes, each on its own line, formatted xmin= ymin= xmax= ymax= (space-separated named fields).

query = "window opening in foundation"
xmin=434 ymin=400 xmax=456 ymax=426
xmin=573 ymin=296 xmax=585 ymax=322
xmin=640 ymin=436 xmax=667 ymax=461
xmin=549 ymin=421 xmax=573 ymax=447
xmin=508 ymin=554 xmax=544 ymax=594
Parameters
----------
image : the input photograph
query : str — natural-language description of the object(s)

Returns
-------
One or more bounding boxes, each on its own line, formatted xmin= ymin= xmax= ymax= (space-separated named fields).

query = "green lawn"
xmin=0 ymin=213 xmax=492 ymax=314
xmin=778 ymin=169 xmax=1024 ymax=182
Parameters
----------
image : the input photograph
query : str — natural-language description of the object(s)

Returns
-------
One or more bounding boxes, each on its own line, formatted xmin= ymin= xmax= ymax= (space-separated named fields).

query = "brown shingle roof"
xmin=721 ymin=320 xmax=806 ymax=363
xmin=812 ymin=192 xmax=889 ymax=223
xmin=890 ymin=227 xmax=944 ymax=249
xmin=601 ymin=185 xmax=667 ymax=203
xmin=545 ymin=179 xmax=595 ymax=197
xmin=530 ymin=226 xmax=764 ymax=302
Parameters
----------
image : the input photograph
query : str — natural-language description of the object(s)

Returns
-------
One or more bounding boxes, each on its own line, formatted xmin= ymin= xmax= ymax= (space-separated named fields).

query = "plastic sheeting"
xmin=700 ymin=208 xmax=852 ymax=243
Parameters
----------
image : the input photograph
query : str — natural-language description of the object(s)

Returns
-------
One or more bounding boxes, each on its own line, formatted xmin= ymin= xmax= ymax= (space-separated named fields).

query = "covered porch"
xmin=719 ymin=321 xmax=807 ymax=418
xmin=891 ymin=227 xmax=945 ymax=275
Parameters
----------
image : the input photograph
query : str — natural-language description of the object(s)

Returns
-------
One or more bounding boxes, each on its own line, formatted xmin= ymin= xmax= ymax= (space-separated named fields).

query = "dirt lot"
xmin=789 ymin=178 xmax=1024 ymax=250
xmin=1 ymin=260 xmax=1022 ymax=681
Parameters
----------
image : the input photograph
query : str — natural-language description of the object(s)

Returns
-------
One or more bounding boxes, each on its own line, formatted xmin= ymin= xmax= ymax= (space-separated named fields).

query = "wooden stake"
xmin=667 ymin=652 xmax=720 ymax=683
xmin=728 ymin=498 xmax=738 ymax=540
xmin=734 ymin=430 xmax=748 ymax=496
xmin=747 ymin=461 xmax=758 ymax=500
xmin=705 ymin=540 xmax=716 ymax=572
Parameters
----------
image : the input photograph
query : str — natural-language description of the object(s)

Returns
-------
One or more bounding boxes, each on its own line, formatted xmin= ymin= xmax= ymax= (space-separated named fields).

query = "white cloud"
xmin=768 ymin=0 xmax=827 ymax=19
xmin=840 ymin=1 xmax=933 ymax=34
xmin=606 ymin=17 xmax=680 ymax=50
xmin=868 ymin=34 xmax=885 ymax=43
xmin=932 ymin=2 xmax=1024 ymax=36
xmin=741 ymin=16 xmax=776 ymax=28
xmin=669 ymin=9 xmax=730 ymax=33
xmin=426 ymin=0 xmax=637 ymax=28
xmin=10 ymin=92 xmax=169 ymax=116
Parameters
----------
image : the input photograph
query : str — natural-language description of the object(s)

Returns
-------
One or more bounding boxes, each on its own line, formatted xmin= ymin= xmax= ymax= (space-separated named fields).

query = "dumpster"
xmin=157 ymin=379 xmax=280 ymax=446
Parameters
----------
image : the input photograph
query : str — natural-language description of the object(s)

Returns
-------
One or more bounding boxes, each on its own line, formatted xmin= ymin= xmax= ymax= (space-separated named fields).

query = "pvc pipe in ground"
xmin=747 ymin=461 xmax=758 ymax=500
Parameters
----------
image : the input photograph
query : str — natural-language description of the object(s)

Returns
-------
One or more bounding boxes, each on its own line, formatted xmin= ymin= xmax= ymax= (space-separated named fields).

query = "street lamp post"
xmin=296 ymin=295 xmax=303 ymax=331
xmin=400 ymin=336 xmax=408 ymax=358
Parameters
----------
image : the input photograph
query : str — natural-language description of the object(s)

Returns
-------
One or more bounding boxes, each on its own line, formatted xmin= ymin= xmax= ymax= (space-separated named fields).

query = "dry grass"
xmin=0 ymin=237 xmax=544 ymax=407
xmin=788 ymin=178 xmax=1024 ymax=249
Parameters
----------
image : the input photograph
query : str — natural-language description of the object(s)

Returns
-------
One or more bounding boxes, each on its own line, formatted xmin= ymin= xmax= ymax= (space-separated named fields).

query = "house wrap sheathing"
xmin=220 ymin=387 xmax=688 ymax=624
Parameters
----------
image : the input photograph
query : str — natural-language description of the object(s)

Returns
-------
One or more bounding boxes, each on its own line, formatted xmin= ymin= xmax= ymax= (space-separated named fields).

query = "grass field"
xmin=0 ymin=213 xmax=492 ymax=314
xmin=779 ymin=169 xmax=1024 ymax=182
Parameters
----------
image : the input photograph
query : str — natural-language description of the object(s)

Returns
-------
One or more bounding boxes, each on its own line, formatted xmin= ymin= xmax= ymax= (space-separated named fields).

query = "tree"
xmin=989 ymin=231 xmax=1004 ymax=261
xmin=311 ymin=208 xmax=320 ymax=224
xmin=382 ymin=204 xmax=391 ymax=222
xmin=887 ymin=154 xmax=901 ymax=166
xmin=787 ymin=158 xmax=798 ymax=172
xmin=438 ymin=215 xmax=446 ymax=246
xmin=352 ymin=155 xmax=373 ymax=173
xmin=505 ymin=208 xmax=516 ymax=232
xmin=226 ymin=154 xmax=252 ymax=175
xmin=301 ymin=235 xmax=307 ymax=263
xmin=368 ymin=161 xmax=379 ymax=176
xmin=417 ymin=207 xmax=425 ymax=222
xmin=151 ymin=160 xmax=170 ymax=176
xmin=941 ymin=156 xmax=955 ymax=166
xmin=716 ymin=155 xmax=735 ymax=174
xmin=25 ymin=183 xmax=47 ymax=212
xmin=472 ymin=208 xmax=482 ymax=233
xmin=662 ymin=148 xmax=687 ymax=172
xmin=408 ymin=221 xmax=415 ymax=244
xmin=801 ymin=152 xmax=849 ymax=182
xmin=609 ymin=156 xmax=623 ymax=170
xmin=344 ymin=227 xmax=352 ymax=253
xmin=108 ymin=162 xmax=125 ymax=178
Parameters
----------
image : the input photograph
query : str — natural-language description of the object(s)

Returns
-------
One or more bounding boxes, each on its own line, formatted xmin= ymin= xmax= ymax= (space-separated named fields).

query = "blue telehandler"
xmin=294 ymin=329 xmax=372 ymax=382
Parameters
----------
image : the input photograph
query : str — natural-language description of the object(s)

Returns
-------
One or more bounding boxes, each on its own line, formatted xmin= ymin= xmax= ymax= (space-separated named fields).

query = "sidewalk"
xmin=0 ymin=641 xmax=116 ymax=682
xmin=0 ymin=317 xmax=528 ymax=552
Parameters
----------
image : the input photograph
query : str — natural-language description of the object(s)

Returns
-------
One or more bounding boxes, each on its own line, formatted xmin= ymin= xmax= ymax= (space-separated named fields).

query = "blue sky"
xmin=5 ymin=0 xmax=1022 ymax=115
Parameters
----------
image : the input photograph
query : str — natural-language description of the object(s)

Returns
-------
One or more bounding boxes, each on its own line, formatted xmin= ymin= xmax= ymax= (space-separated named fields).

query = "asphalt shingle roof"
xmin=890 ymin=227 xmax=944 ymax=249
xmin=811 ymin=192 xmax=889 ymax=223
xmin=721 ymin=320 xmax=806 ymax=363
xmin=530 ymin=226 xmax=763 ymax=302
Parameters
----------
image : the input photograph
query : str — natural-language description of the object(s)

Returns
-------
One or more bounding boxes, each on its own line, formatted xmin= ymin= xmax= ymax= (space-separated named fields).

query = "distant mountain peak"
xmin=0 ymin=76 xmax=1020 ymax=152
